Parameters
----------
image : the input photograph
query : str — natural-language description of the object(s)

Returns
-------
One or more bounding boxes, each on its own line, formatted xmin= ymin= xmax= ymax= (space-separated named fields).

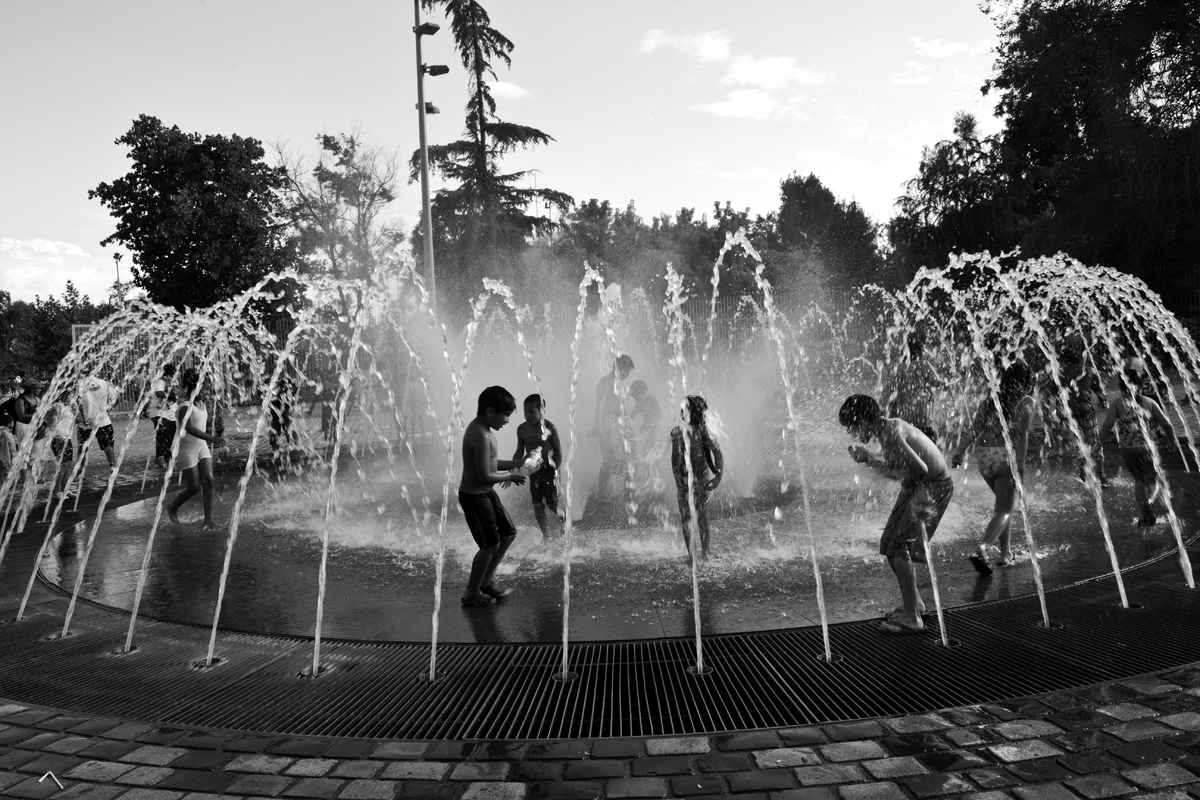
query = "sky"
xmin=0 ymin=0 xmax=1003 ymax=304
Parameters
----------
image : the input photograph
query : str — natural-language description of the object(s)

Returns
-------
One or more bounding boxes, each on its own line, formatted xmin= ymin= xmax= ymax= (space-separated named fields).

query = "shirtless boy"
xmin=512 ymin=394 xmax=564 ymax=541
xmin=839 ymin=394 xmax=954 ymax=634
xmin=459 ymin=386 xmax=528 ymax=608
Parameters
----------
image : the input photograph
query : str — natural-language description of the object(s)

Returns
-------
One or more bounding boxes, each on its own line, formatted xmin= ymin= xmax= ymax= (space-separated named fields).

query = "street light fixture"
xmin=413 ymin=1 xmax=447 ymax=312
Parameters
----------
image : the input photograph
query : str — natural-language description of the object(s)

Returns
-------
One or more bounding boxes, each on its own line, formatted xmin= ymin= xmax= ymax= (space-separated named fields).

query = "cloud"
xmin=0 ymin=238 xmax=111 ymax=302
xmin=491 ymin=80 xmax=530 ymax=99
xmin=910 ymin=37 xmax=971 ymax=59
xmin=641 ymin=28 xmax=831 ymax=120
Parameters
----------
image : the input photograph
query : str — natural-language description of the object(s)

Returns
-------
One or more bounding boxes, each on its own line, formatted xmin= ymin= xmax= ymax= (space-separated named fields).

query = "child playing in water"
xmin=167 ymin=368 xmax=226 ymax=528
xmin=459 ymin=386 xmax=529 ymax=607
xmin=840 ymin=394 xmax=953 ymax=635
xmin=951 ymin=362 xmax=1038 ymax=575
xmin=41 ymin=401 xmax=78 ymax=500
xmin=671 ymin=395 xmax=723 ymax=560
xmin=1098 ymin=367 xmax=1178 ymax=527
xmin=512 ymin=394 xmax=563 ymax=541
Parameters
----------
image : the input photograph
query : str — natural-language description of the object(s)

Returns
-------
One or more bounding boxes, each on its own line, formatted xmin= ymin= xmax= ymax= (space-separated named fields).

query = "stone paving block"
xmin=794 ymin=764 xmax=867 ymax=786
xmin=117 ymin=765 xmax=175 ymax=785
xmin=563 ymin=759 xmax=625 ymax=779
xmin=77 ymin=739 xmax=140 ymax=760
xmin=882 ymin=715 xmax=951 ymax=734
xmin=1148 ymin=695 xmax=1200 ymax=714
xmin=50 ymin=785 xmax=125 ymax=800
xmin=590 ymin=739 xmax=643 ymax=758
xmin=120 ymin=745 xmax=188 ymax=766
xmin=838 ymin=783 xmax=906 ymax=800
xmin=862 ymin=756 xmax=926 ymax=779
xmin=331 ymin=759 xmax=384 ymax=779
xmin=1048 ymin=708 xmax=1114 ymax=731
xmin=525 ymin=740 xmax=589 ymax=760
xmin=132 ymin=727 xmax=189 ymax=746
xmin=0 ymin=775 xmax=63 ymax=800
xmin=17 ymin=752 xmax=86 ymax=775
xmin=1065 ymin=772 xmax=1139 ymax=798
xmin=1122 ymin=762 xmax=1200 ymax=789
xmin=901 ymin=772 xmax=972 ymax=797
xmin=1162 ymin=712 xmax=1200 ymax=731
xmin=105 ymin=789 xmax=184 ymax=800
xmin=994 ymin=719 xmax=1065 ymax=739
xmin=281 ymin=777 xmax=344 ymax=798
xmin=779 ymin=727 xmax=828 ymax=746
xmin=1058 ymin=750 xmax=1128 ymax=774
xmin=2 ymin=710 xmax=57 ymax=726
xmin=957 ymin=793 xmax=1011 ymax=800
xmin=820 ymin=741 xmax=887 ymax=762
xmin=64 ymin=759 xmax=138 ymax=781
xmin=399 ymin=780 xmax=461 ymax=800
xmin=1122 ymin=677 xmax=1183 ymax=695
xmin=0 ymin=704 xmax=28 ymax=716
xmin=461 ymin=783 xmax=528 ymax=800
xmin=944 ymin=728 xmax=995 ymax=747
xmin=336 ymin=778 xmax=401 ymax=799
xmin=379 ymin=760 xmax=451 ymax=780
xmin=770 ymin=789 xmax=837 ymax=800
xmin=0 ymin=770 xmax=29 ymax=790
xmin=1098 ymin=703 xmax=1157 ymax=721
xmin=36 ymin=716 xmax=91 ymax=732
xmin=0 ymin=726 xmax=38 ymax=745
xmin=754 ymin=747 xmax=821 ymax=768
xmin=1006 ymin=757 xmax=1074 ymax=782
xmin=1039 ymin=690 xmax=1092 ymax=711
xmin=1079 ymin=684 xmax=1143 ymax=704
xmin=695 ymin=751 xmax=751 ymax=772
xmin=13 ymin=731 xmax=67 ymax=750
xmin=630 ymin=755 xmax=693 ymax=776
xmin=987 ymin=699 xmax=1054 ymax=719
xmin=916 ymin=748 xmax=991 ymax=771
xmin=0 ymin=748 xmax=38 ymax=769
xmin=224 ymin=773 xmax=294 ymax=796
xmin=222 ymin=753 xmax=293 ymax=774
xmin=266 ymin=739 xmax=328 ymax=758
xmin=371 ymin=741 xmax=428 ymax=760
xmin=824 ymin=722 xmax=883 ymax=741
xmin=966 ymin=766 xmax=1021 ymax=788
xmin=1108 ymin=739 xmax=1187 ymax=764
xmin=1134 ymin=792 xmax=1192 ymax=800
xmin=668 ymin=774 xmax=727 ymax=795
xmin=475 ymin=742 xmax=529 ymax=761
xmin=154 ymin=768 xmax=237 ymax=793
xmin=166 ymin=750 xmax=235 ymax=771
xmin=100 ymin=722 xmax=155 ymax=740
xmin=450 ymin=761 xmax=511 ymax=781
xmin=725 ymin=767 xmax=794 ymax=792
xmin=1011 ymin=783 xmax=1076 ymax=800
xmin=1103 ymin=719 xmax=1175 ymax=741
xmin=879 ymin=733 xmax=950 ymax=756
xmin=284 ymin=758 xmax=336 ymax=777
xmin=988 ymin=739 xmax=1065 ymax=762
xmin=1052 ymin=729 xmax=1123 ymax=752
xmin=513 ymin=761 xmax=562 ymax=782
xmin=1164 ymin=668 xmax=1200 ymax=688
xmin=43 ymin=735 xmax=94 ymax=754
xmin=646 ymin=736 xmax=710 ymax=755
xmin=716 ymin=731 xmax=782 ymax=751
xmin=606 ymin=777 xmax=669 ymax=798
xmin=942 ymin=707 xmax=995 ymax=726
xmin=173 ymin=733 xmax=236 ymax=751
xmin=226 ymin=735 xmax=284 ymax=754
xmin=531 ymin=781 xmax=597 ymax=800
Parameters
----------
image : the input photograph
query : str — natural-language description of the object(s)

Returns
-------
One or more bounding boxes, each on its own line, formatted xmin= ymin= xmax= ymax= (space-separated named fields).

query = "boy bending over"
xmin=839 ymin=394 xmax=953 ymax=634
xmin=459 ymin=386 xmax=528 ymax=608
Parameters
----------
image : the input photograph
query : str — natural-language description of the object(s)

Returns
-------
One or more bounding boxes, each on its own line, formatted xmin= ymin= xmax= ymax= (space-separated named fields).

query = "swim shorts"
xmin=529 ymin=469 xmax=559 ymax=510
xmin=459 ymin=490 xmax=517 ymax=549
xmin=51 ymin=437 xmax=74 ymax=464
xmin=879 ymin=474 xmax=955 ymax=564
xmin=78 ymin=424 xmax=114 ymax=450
xmin=975 ymin=446 xmax=1011 ymax=482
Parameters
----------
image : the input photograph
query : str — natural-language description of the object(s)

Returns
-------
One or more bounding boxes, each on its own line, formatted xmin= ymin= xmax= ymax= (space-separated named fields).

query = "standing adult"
xmin=150 ymin=365 xmax=177 ymax=469
xmin=0 ymin=380 xmax=41 ymax=482
xmin=591 ymin=354 xmax=634 ymax=498
xmin=76 ymin=375 xmax=120 ymax=470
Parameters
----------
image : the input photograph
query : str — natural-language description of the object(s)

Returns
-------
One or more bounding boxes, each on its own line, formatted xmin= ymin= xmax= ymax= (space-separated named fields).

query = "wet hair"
xmin=478 ymin=385 xmax=516 ymax=417
xmin=839 ymin=394 xmax=881 ymax=429
xmin=179 ymin=368 xmax=200 ymax=397
xmin=684 ymin=394 xmax=708 ymax=429
xmin=629 ymin=380 xmax=648 ymax=397
xmin=162 ymin=364 xmax=176 ymax=377
xmin=615 ymin=354 xmax=634 ymax=372
xmin=523 ymin=393 xmax=543 ymax=409
xmin=1121 ymin=366 xmax=1143 ymax=396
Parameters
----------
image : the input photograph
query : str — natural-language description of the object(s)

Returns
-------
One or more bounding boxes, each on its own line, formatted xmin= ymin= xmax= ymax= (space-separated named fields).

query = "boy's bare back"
xmin=879 ymin=417 xmax=948 ymax=482
xmin=460 ymin=418 xmax=497 ymax=495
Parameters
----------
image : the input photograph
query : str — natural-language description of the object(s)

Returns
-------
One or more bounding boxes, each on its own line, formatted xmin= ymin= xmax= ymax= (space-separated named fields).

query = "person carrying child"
xmin=951 ymin=362 xmax=1038 ymax=575
xmin=459 ymin=386 xmax=531 ymax=608
xmin=1098 ymin=366 xmax=1178 ymax=527
xmin=671 ymin=395 xmax=723 ymax=560
xmin=166 ymin=368 xmax=226 ymax=528
xmin=512 ymin=393 xmax=564 ymax=541
xmin=840 ymin=394 xmax=954 ymax=635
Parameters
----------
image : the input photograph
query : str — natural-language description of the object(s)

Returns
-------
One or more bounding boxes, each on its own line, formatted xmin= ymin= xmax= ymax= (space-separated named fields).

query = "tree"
xmin=0 ymin=283 xmax=113 ymax=382
xmin=90 ymin=115 xmax=297 ymax=309
xmin=278 ymin=132 xmax=405 ymax=283
xmin=982 ymin=0 xmax=1200 ymax=301
xmin=412 ymin=0 xmax=573 ymax=315
xmin=888 ymin=113 xmax=1021 ymax=284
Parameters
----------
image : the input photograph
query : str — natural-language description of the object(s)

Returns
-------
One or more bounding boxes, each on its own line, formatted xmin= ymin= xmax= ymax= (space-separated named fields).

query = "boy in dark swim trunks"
xmin=512 ymin=394 xmax=563 ymax=541
xmin=840 ymin=394 xmax=954 ymax=635
xmin=459 ymin=386 xmax=528 ymax=608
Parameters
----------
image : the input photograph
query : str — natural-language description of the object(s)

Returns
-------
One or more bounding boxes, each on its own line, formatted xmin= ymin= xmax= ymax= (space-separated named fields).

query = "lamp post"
xmin=113 ymin=253 xmax=123 ymax=305
xmin=413 ymin=1 xmax=447 ymax=313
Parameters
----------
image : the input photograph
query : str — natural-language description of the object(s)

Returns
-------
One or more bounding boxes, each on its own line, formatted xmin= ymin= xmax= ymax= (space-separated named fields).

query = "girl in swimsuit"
xmin=166 ymin=368 xmax=226 ymax=528
xmin=951 ymin=362 xmax=1037 ymax=575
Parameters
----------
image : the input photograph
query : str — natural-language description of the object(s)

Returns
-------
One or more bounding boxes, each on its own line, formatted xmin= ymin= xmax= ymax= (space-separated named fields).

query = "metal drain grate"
xmin=3 ymin=540 xmax=1200 ymax=739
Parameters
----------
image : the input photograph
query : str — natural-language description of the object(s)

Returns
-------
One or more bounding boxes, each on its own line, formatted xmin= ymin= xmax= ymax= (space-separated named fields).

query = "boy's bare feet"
xmin=201 ymin=520 xmax=219 ymax=531
xmin=480 ymin=584 xmax=511 ymax=599
xmin=167 ymin=508 xmax=180 ymax=524
xmin=461 ymin=592 xmax=496 ymax=608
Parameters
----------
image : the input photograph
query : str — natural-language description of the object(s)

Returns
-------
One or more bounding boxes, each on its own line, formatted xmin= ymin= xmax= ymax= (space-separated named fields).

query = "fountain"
xmin=1 ymin=241 xmax=1198 ymax=703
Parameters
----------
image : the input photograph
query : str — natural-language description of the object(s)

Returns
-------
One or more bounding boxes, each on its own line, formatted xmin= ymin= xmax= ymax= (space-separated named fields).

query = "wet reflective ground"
xmin=40 ymin=452 xmax=1200 ymax=644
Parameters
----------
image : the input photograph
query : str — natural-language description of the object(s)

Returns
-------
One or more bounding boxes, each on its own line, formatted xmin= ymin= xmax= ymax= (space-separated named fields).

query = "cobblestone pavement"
xmin=6 ymin=665 xmax=1200 ymax=798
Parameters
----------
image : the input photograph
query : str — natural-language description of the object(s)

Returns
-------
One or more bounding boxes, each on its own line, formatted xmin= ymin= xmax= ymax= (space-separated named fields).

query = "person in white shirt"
xmin=150 ymin=365 xmax=177 ymax=469
xmin=76 ymin=375 xmax=120 ymax=469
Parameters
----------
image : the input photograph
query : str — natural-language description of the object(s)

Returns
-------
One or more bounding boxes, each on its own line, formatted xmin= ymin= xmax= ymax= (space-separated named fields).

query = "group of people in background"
xmin=844 ymin=343 xmax=1180 ymax=636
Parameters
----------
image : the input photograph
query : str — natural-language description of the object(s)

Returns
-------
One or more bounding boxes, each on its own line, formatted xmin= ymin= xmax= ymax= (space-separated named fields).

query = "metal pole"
xmin=414 ymin=0 xmax=437 ymax=313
